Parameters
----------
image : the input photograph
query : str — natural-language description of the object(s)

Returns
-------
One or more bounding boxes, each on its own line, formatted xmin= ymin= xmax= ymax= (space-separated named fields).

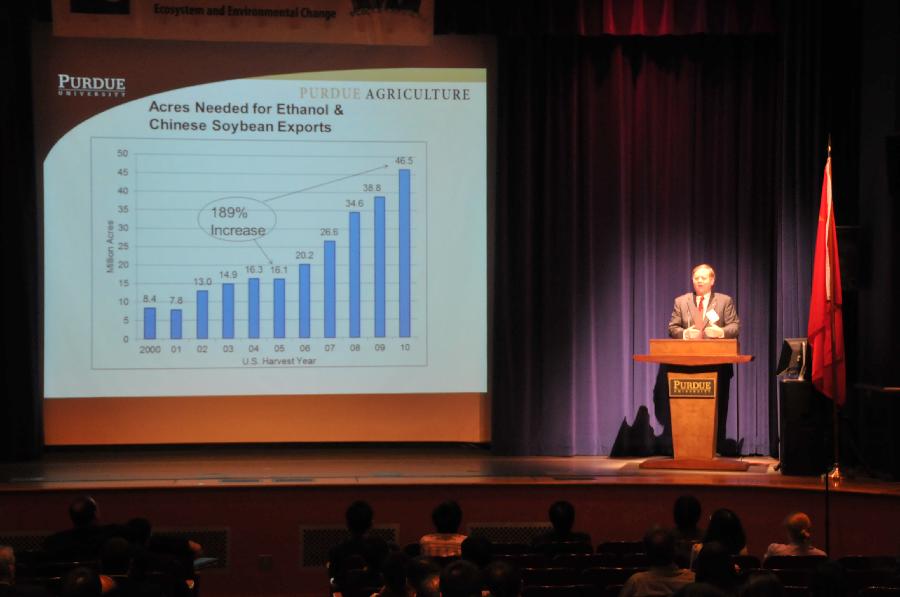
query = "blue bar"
xmin=196 ymin=290 xmax=208 ymax=339
xmin=399 ymin=169 xmax=411 ymax=337
xmin=374 ymin=196 xmax=386 ymax=337
xmin=273 ymin=278 xmax=285 ymax=338
xmin=324 ymin=241 xmax=336 ymax=338
xmin=143 ymin=307 xmax=156 ymax=340
xmin=349 ymin=212 xmax=361 ymax=338
xmin=299 ymin=264 xmax=311 ymax=338
xmin=170 ymin=309 xmax=182 ymax=339
xmin=248 ymin=278 xmax=260 ymax=338
xmin=222 ymin=283 xmax=234 ymax=339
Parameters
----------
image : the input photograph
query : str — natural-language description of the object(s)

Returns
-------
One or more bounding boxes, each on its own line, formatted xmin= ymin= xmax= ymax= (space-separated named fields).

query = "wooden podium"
xmin=634 ymin=339 xmax=753 ymax=471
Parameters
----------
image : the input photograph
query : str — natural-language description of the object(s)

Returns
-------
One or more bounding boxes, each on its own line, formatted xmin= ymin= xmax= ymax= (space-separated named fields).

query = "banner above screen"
xmin=53 ymin=0 xmax=434 ymax=46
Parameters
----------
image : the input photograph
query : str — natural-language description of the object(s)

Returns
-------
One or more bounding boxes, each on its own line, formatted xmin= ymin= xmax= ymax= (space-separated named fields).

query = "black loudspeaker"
xmin=779 ymin=381 xmax=832 ymax=475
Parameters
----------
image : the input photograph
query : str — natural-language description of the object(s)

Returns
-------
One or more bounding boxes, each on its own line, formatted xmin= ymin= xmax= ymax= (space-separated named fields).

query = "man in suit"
xmin=656 ymin=264 xmax=741 ymax=455
xmin=668 ymin=264 xmax=739 ymax=340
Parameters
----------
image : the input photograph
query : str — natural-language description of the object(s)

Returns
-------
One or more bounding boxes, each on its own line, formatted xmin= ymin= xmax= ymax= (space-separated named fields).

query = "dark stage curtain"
xmin=2 ymin=5 xmax=43 ymax=461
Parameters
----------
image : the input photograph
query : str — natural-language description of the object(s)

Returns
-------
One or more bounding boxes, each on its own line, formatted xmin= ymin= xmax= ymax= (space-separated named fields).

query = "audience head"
xmin=548 ymin=500 xmax=576 ymax=534
xmin=694 ymin=541 xmax=738 ymax=592
xmin=62 ymin=566 xmax=101 ymax=597
xmin=125 ymin=517 xmax=152 ymax=546
xmin=440 ymin=560 xmax=482 ymax=597
xmin=703 ymin=508 xmax=747 ymax=555
xmin=68 ymin=496 xmax=99 ymax=528
xmin=461 ymin=535 xmax=492 ymax=568
xmin=740 ymin=571 xmax=785 ymax=597
xmin=485 ymin=560 xmax=522 ymax=597
xmin=784 ymin=512 xmax=813 ymax=545
xmin=100 ymin=537 xmax=132 ymax=575
xmin=407 ymin=557 xmax=441 ymax=597
xmin=345 ymin=500 xmax=374 ymax=536
xmin=0 ymin=545 xmax=14 ymax=583
xmin=380 ymin=551 xmax=409 ymax=593
xmin=674 ymin=495 xmax=702 ymax=532
xmin=644 ymin=526 xmax=677 ymax=567
xmin=431 ymin=500 xmax=463 ymax=534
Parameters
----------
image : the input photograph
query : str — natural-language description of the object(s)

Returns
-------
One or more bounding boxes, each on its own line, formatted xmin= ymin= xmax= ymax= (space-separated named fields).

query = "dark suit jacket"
xmin=668 ymin=292 xmax=740 ymax=339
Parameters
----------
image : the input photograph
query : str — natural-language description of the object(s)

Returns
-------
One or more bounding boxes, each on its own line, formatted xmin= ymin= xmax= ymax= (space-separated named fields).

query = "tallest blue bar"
xmin=399 ymin=169 xmax=411 ymax=337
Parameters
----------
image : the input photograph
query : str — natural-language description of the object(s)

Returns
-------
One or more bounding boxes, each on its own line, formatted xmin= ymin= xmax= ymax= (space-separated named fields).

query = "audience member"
xmin=739 ymin=571 xmax=784 ymax=597
xmin=419 ymin=501 xmax=466 ymax=558
xmin=673 ymin=496 xmax=704 ymax=542
xmin=460 ymin=536 xmax=492 ymax=570
xmin=0 ymin=547 xmax=13 ymax=585
xmin=0 ymin=546 xmax=51 ymax=597
xmin=619 ymin=527 xmax=695 ymax=597
xmin=530 ymin=500 xmax=592 ymax=549
xmin=406 ymin=557 xmax=440 ymax=597
xmin=693 ymin=542 xmax=740 ymax=596
xmin=763 ymin=513 xmax=827 ymax=561
xmin=373 ymin=551 xmax=411 ymax=597
xmin=439 ymin=560 xmax=481 ymax=597
xmin=484 ymin=560 xmax=522 ymax=597
xmin=61 ymin=567 xmax=101 ymax=597
xmin=673 ymin=495 xmax=704 ymax=568
xmin=98 ymin=537 xmax=132 ymax=594
xmin=42 ymin=497 xmax=120 ymax=561
xmin=691 ymin=509 xmax=747 ymax=567
xmin=328 ymin=501 xmax=390 ymax=586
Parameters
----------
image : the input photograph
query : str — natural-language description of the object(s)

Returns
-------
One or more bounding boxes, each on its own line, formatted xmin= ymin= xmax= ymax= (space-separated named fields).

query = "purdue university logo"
xmin=669 ymin=378 xmax=717 ymax=398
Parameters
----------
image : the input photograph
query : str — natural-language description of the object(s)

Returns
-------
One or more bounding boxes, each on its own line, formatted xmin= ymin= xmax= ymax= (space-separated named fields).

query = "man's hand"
xmin=683 ymin=326 xmax=702 ymax=339
xmin=704 ymin=324 xmax=725 ymax=338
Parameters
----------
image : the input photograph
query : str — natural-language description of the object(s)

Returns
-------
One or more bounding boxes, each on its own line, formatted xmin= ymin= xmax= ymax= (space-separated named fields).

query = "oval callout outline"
xmin=197 ymin=196 xmax=277 ymax=243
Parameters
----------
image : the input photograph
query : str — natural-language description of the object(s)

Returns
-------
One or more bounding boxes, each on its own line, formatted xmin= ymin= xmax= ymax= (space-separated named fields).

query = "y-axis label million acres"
xmin=91 ymin=137 xmax=427 ymax=370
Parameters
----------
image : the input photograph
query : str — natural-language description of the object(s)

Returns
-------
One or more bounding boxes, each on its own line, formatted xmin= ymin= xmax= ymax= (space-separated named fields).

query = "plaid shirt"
xmin=419 ymin=533 xmax=467 ymax=557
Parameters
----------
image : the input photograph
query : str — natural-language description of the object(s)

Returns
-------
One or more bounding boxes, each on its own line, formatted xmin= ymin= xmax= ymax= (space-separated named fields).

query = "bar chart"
xmin=90 ymin=137 xmax=426 ymax=369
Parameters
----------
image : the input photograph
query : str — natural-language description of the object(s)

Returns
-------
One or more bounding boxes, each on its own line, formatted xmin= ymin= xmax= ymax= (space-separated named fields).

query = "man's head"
xmin=431 ymin=500 xmax=463 ymax=534
xmin=692 ymin=264 xmax=716 ymax=296
xmin=485 ymin=560 xmax=522 ymax=597
xmin=62 ymin=566 xmax=101 ymax=597
xmin=548 ymin=500 xmax=576 ymax=534
xmin=344 ymin=500 xmax=374 ymax=536
xmin=673 ymin=494 xmax=702 ymax=531
xmin=408 ymin=557 xmax=441 ymax=597
xmin=0 ymin=545 xmax=14 ymax=584
xmin=69 ymin=496 xmax=99 ymax=528
xmin=643 ymin=526 xmax=677 ymax=567
xmin=440 ymin=560 xmax=482 ymax=597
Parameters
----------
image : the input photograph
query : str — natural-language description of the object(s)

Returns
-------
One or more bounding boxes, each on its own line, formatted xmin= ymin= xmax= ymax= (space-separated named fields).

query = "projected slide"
xmin=43 ymin=70 xmax=486 ymax=397
xmin=91 ymin=138 xmax=425 ymax=368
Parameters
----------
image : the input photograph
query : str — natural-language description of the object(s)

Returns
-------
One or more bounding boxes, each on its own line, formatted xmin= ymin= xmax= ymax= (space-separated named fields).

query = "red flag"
xmin=807 ymin=156 xmax=846 ymax=405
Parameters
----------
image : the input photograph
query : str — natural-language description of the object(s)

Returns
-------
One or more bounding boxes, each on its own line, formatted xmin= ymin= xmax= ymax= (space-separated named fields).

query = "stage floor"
xmin=1 ymin=445 xmax=895 ymax=495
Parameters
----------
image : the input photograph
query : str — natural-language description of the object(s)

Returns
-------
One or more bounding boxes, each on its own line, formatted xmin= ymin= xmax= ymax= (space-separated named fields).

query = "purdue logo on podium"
xmin=669 ymin=377 xmax=717 ymax=398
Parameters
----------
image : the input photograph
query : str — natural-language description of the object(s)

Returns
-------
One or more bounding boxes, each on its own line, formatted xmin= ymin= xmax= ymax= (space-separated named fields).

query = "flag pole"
xmin=826 ymin=136 xmax=844 ymax=489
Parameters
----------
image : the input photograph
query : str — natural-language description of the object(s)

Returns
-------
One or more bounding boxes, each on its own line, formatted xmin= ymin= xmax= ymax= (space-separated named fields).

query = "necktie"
xmin=697 ymin=296 xmax=704 ymax=337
